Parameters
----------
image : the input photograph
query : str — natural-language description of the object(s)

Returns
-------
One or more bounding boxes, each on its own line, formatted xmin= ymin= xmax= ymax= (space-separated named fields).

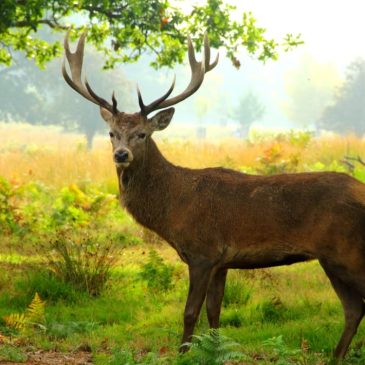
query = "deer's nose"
xmin=114 ymin=150 xmax=130 ymax=163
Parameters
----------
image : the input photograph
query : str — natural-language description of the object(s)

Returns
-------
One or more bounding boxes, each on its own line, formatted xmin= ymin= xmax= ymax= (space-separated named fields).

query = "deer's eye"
xmin=138 ymin=133 xmax=146 ymax=139
xmin=109 ymin=131 xmax=114 ymax=138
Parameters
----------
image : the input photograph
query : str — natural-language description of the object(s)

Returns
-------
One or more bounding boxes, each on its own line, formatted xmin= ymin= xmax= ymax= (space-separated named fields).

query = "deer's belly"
xmin=222 ymin=246 xmax=313 ymax=269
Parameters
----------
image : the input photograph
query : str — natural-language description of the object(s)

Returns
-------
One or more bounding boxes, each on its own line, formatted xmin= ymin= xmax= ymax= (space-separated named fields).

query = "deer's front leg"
xmin=180 ymin=263 xmax=213 ymax=352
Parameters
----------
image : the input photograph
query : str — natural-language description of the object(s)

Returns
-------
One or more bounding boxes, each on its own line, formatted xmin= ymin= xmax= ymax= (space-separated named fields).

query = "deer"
xmin=62 ymin=31 xmax=365 ymax=363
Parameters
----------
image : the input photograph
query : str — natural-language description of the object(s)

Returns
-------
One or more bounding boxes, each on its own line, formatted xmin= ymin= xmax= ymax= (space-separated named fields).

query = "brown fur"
xmin=116 ymin=136 xmax=365 ymax=361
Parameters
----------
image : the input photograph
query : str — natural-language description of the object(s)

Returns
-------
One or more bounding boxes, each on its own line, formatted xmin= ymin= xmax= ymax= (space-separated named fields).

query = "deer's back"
xmin=164 ymin=168 xmax=365 ymax=267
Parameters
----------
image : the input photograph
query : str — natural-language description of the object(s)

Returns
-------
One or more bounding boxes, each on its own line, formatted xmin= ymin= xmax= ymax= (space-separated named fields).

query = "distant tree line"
xmin=319 ymin=58 xmax=365 ymax=135
xmin=0 ymin=30 xmax=134 ymax=148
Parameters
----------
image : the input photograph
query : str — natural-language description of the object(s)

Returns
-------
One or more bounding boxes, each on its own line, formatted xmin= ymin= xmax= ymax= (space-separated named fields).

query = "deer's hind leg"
xmin=320 ymin=260 xmax=365 ymax=362
xmin=180 ymin=263 xmax=214 ymax=351
xmin=206 ymin=268 xmax=228 ymax=328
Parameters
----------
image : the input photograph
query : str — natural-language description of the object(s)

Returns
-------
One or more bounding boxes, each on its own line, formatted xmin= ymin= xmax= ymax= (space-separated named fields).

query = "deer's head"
xmin=62 ymin=32 xmax=218 ymax=168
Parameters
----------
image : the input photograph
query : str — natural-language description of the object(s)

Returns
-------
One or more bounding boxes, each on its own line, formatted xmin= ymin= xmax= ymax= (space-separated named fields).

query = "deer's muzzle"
xmin=114 ymin=149 xmax=133 ymax=166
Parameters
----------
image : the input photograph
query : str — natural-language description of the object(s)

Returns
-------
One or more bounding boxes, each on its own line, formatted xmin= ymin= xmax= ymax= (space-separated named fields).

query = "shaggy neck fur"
xmin=117 ymin=138 xmax=176 ymax=235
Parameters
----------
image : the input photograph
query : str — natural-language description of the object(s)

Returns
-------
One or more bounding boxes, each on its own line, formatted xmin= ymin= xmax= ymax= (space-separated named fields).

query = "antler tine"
xmin=204 ymin=32 xmax=219 ymax=71
xmin=187 ymin=35 xmax=200 ymax=69
xmin=62 ymin=30 xmax=118 ymax=114
xmin=84 ymin=77 xmax=118 ymax=112
xmin=137 ymin=85 xmax=146 ymax=114
xmin=112 ymin=91 xmax=118 ymax=114
xmin=138 ymin=33 xmax=219 ymax=115
xmin=138 ymin=75 xmax=176 ymax=116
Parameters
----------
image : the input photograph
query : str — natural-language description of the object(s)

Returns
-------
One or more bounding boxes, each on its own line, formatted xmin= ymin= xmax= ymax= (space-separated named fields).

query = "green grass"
xmin=1 ymin=242 xmax=359 ymax=364
xmin=0 ymin=344 xmax=27 ymax=363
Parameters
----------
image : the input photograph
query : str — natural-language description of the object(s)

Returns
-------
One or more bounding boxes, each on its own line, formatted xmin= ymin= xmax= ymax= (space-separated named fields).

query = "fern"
xmin=3 ymin=313 xmax=26 ymax=330
xmin=263 ymin=335 xmax=302 ymax=365
xmin=180 ymin=329 xmax=246 ymax=365
xmin=3 ymin=292 xmax=46 ymax=332
xmin=26 ymin=292 xmax=45 ymax=324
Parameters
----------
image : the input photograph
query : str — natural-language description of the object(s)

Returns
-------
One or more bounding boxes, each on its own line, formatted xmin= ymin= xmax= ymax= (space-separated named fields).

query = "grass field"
xmin=2 ymin=123 xmax=365 ymax=364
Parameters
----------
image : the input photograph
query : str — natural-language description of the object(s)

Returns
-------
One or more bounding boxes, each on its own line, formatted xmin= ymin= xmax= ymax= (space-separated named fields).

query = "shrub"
xmin=256 ymin=143 xmax=300 ymax=175
xmin=49 ymin=183 xmax=116 ymax=229
xmin=0 ymin=176 xmax=22 ymax=234
xmin=139 ymin=250 xmax=174 ymax=291
xmin=43 ymin=233 xmax=118 ymax=296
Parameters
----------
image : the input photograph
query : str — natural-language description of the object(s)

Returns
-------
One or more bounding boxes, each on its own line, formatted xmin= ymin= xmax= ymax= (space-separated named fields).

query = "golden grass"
xmin=1 ymin=122 xmax=365 ymax=187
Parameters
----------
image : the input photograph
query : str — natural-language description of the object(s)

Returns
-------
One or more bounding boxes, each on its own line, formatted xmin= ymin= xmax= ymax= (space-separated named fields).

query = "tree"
xmin=0 ymin=47 xmax=134 ymax=147
xmin=0 ymin=0 xmax=303 ymax=69
xmin=319 ymin=59 xmax=365 ymax=135
xmin=231 ymin=92 xmax=265 ymax=136
xmin=282 ymin=54 xmax=340 ymax=128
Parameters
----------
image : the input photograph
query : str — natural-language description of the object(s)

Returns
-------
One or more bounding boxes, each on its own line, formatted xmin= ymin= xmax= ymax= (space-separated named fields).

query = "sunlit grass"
xmin=2 ymin=122 xmax=365 ymax=188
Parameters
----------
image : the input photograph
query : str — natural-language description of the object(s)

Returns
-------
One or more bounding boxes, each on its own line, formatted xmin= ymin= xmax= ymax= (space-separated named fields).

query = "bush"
xmin=139 ymin=250 xmax=174 ymax=291
xmin=0 ymin=176 xmax=23 ymax=234
xmin=42 ymin=233 xmax=118 ymax=296
xmin=256 ymin=143 xmax=300 ymax=175
xmin=0 ymin=177 xmax=121 ymax=235
xmin=49 ymin=183 xmax=116 ymax=228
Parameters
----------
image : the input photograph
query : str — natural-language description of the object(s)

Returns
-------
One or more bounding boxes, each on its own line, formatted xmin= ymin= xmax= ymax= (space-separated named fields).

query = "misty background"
xmin=1 ymin=0 xmax=365 ymax=147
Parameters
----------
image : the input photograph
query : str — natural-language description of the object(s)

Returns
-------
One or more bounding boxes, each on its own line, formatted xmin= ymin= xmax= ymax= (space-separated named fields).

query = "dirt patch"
xmin=0 ymin=350 xmax=93 ymax=365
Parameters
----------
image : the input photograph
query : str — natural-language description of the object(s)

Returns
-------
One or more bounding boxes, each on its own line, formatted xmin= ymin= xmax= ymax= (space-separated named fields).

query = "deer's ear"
xmin=149 ymin=108 xmax=175 ymax=131
xmin=100 ymin=107 xmax=113 ymax=123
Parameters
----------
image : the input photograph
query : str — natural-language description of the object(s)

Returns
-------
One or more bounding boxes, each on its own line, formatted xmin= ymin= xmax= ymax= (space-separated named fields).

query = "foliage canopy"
xmin=0 ymin=0 xmax=303 ymax=69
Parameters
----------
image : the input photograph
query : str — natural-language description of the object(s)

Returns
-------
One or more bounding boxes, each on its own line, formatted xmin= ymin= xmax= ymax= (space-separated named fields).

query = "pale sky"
xmin=114 ymin=1 xmax=365 ymax=132
xmin=178 ymin=0 xmax=365 ymax=65
xmin=235 ymin=0 xmax=365 ymax=66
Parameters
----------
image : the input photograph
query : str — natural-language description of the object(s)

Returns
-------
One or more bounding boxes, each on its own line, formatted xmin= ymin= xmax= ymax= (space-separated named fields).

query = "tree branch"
xmin=83 ymin=4 xmax=128 ymax=20
xmin=143 ymin=31 xmax=159 ymax=56
xmin=344 ymin=155 xmax=365 ymax=167
xmin=15 ymin=19 xmax=68 ymax=30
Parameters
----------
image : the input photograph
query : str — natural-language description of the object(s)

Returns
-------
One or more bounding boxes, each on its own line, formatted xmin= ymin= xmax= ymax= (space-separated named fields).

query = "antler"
xmin=62 ymin=30 xmax=118 ymax=114
xmin=138 ymin=33 xmax=219 ymax=116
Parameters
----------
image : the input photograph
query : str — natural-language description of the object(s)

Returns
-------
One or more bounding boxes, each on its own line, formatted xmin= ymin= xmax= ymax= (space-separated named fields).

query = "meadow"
xmin=2 ymin=123 xmax=365 ymax=364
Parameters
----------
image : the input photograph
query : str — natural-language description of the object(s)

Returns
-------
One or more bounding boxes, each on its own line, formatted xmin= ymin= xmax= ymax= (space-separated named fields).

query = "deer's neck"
xmin=117 ymin=139 xmax=175 ymax=234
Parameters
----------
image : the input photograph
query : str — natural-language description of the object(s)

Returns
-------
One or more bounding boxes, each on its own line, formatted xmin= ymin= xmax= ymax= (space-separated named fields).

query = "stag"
xmin=63 ymin=31 xmax=365 ymax=362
